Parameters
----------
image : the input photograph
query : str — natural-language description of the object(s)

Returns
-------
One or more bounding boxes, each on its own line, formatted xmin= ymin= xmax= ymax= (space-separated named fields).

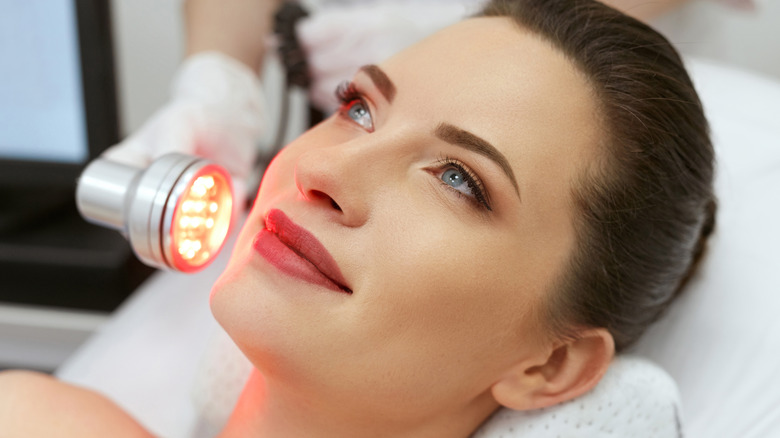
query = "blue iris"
xmin=347 ymin=101 xmax=372 ymax=130
xmin=443 ymin=169 xmax=464 ymax=187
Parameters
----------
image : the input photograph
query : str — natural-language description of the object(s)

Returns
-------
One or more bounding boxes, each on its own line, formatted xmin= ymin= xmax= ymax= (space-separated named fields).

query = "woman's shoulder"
xmin=0 ymin=370 xmax=153 ymax=437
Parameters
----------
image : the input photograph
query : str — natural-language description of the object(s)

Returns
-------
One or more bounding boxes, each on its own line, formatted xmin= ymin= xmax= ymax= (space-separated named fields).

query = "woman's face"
xmin=212 ymin=17 xmax=601 ymax=421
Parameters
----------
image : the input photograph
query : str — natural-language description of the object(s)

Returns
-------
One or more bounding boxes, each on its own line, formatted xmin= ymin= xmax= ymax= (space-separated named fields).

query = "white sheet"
xmin=631 ymin=58 xmax=780 ymax=437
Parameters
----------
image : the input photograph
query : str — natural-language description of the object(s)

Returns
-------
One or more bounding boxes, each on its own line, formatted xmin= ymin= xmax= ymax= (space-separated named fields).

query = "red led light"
xmin=169 ymin=165 xmax=232 ymax=272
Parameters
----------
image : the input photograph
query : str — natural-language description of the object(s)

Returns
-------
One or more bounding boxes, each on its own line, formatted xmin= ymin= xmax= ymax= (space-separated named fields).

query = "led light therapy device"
xmin=76 ymin=153 xmax=233 ymax=273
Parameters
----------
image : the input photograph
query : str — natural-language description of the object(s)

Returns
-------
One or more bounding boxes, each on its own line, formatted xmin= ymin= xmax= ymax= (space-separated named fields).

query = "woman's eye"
xmin=335 ymin=81 xmax=374 ymax=132
xmin=433 ymin=161 xmax=492 ymax=211
xmin=344 ymin=100 xmax=373 ymax=131
xmin=441 ymin=168 xmax=474 ymax=197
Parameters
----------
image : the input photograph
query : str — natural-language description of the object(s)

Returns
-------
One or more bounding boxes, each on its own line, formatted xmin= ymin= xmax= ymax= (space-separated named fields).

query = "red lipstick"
xmin=253 ymin=209 xmax=351 ymax=293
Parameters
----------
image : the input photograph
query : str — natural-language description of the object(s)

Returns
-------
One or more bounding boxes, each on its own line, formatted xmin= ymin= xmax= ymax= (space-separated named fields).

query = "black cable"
xmin=248 ymin=2 xmax=311 ymax=207
xmin=267 ymin=2 xmax=311 ymax=163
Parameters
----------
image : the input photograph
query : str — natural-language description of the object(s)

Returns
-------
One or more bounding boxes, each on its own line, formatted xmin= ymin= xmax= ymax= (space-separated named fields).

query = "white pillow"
xmin=473 ymin=357 xmax=681 ymax=438
xmin=632 ymin=58 xmax=780 ymax=437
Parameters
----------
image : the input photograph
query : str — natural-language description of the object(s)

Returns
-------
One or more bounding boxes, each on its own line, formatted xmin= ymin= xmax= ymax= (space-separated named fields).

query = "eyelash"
xmin=334 ymin=82 xmax=491 ymax=212
xmin=435 ymin=155 xmax=492 ymax=211
xmin=335 ymin=81 xmax=374 ymax=131
xmin=335 ymin=81 xmax=361 ymax=105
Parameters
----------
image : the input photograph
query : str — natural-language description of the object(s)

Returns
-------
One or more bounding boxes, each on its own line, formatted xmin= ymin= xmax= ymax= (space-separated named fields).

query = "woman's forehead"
xmin=377 ymin=17 xmax=603 ymax=192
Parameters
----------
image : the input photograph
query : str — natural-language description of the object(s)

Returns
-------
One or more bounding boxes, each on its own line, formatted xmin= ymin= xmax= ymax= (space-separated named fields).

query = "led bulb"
xmin=168 ymin=169 xmax=232 ymax=271
xmin=76 ymin=153 xmax=234 ymax=273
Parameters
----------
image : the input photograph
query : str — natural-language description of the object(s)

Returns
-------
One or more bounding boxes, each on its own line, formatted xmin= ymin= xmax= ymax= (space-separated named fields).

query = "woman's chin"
xmin=208 ymin=262 xmax=344 ymax=375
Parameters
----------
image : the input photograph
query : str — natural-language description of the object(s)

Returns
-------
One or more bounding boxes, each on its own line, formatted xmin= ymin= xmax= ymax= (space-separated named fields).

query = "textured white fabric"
xmin=188 ymin=329 xmax=252 ymax=438
xmin=102 ymin=52 xmax=268 ymax=203
xmin=473 ymin=357 xmax=682 ymax=438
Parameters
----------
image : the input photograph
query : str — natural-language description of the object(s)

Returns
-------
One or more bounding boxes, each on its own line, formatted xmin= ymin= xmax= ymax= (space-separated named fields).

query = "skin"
xmin=184 ymin=0 xmax=282 ymax=73
xmin=212 ymin=17 xmax=613 ymax=438
xmin=0 ymin=371 xmax=151 ymax=437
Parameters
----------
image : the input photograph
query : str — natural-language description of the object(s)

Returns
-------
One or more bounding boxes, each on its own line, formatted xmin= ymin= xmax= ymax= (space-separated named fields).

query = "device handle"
xmin=76 ymin=158 xmax=140 ymax=231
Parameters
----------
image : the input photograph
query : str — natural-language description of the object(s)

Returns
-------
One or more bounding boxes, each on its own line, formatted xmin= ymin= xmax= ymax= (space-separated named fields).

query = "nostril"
xmin=309 ymin=190 xmax=342 ymax=212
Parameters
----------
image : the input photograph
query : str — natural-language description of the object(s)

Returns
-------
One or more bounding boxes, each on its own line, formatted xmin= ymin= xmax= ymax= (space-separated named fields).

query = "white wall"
xmin=110 ymin=0 xmax=184 ymax=136
xmin=655 ymin=0 xmax=780 ymax=81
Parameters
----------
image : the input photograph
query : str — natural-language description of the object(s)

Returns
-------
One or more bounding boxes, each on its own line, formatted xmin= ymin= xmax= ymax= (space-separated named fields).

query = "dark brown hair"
xmin=481 ymin=0 xmax=716 ymax=351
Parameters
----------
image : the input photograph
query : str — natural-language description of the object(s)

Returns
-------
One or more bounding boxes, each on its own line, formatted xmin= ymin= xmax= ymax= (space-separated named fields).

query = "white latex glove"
xmin=102 ymin=52 xmax=268 ymax=205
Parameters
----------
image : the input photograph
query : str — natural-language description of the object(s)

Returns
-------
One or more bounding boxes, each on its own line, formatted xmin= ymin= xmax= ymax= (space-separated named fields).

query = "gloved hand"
xmin=102 ymin=51 xmax=268 ymax=206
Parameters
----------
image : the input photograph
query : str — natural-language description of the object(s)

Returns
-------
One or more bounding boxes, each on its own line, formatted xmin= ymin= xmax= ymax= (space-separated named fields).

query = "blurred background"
xmin=1 ymin=0 xmax=778 ymax=373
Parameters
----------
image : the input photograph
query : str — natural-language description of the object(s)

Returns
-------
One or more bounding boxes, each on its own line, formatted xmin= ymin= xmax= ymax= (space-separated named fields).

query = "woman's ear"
xmin=490 ymin=328 xmax=615 ymax=411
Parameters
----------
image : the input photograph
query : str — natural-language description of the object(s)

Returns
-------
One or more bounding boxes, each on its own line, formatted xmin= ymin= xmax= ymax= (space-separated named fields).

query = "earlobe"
xmin=491 ymin=328 xmax=615 ymax=411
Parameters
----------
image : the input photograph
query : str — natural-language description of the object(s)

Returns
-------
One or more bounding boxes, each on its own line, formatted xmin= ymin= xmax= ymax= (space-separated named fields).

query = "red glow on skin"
xmin=253 ymin=209 xmax=351 ymax=293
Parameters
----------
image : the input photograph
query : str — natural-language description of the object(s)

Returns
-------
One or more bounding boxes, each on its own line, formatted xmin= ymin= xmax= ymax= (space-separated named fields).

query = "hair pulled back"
xmin=481 ymin=0 xmax=717 ymax=351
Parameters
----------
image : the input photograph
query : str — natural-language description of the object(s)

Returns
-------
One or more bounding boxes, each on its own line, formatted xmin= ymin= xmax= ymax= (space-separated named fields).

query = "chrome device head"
xmin=76 ymin=153 xmax=234 ymax=272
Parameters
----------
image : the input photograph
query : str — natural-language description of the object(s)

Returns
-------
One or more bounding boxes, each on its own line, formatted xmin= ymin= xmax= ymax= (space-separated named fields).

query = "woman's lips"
xmin=253 ymin=209 xmax=351 ymax=294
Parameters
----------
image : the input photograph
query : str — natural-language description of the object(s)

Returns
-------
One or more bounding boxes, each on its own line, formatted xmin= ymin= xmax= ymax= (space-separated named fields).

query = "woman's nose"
xmin=293 ymin=144 xmax=373 ymax=227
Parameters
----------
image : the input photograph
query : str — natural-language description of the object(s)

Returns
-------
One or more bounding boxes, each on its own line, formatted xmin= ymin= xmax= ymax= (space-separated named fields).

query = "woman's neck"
xmin=218 ymin=369 xmax=499 ymax=438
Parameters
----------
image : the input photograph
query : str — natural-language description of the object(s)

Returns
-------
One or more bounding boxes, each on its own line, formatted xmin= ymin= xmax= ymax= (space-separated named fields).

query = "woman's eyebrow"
xmin=434 ymin=123 xmax=521 ymax=200
xmin=359 ymin=65 xmax=396 ymax=102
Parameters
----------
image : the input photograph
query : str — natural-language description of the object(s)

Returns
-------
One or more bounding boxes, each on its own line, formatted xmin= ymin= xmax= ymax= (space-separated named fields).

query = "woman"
xmin=0 ymin=1 xmax=715 ymax=436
